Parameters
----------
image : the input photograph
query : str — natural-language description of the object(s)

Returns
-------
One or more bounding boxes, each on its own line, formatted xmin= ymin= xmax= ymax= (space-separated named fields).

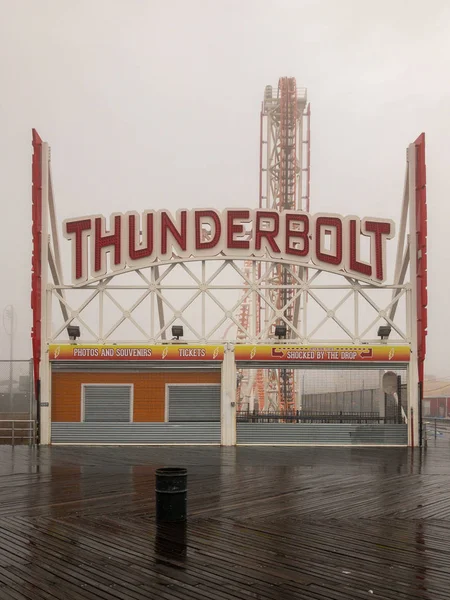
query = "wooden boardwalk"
xmin=0 ymin=438 xmax=449 ymax=599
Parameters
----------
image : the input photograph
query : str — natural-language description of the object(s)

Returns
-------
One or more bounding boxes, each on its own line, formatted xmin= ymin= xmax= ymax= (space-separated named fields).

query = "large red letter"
xmin=349 ymin=219 xmax=371 ymax=277
xmin=65 ymin=219 xmax=91 ymax=280
xmin=195 ymin=210 xmax=221 ymax=250
xmin=255 ymin=211 xmax=280 ymax=253
xmin=128 ymin=213 xmax=154 ymax=260
xmin=285 ymin=213 xmax=309 ymax=257
xmin=161 ymin=211 xmax=187 ymax=255
xmin=227 ymin=210 xmax=250 ymax=250
xmin=364 ymin=220 xmax=392 ymax=280
xmin=94 ymin=216 xmax=122 ymax=272
xmin=315 ymin=216 xmax=342 ymax=266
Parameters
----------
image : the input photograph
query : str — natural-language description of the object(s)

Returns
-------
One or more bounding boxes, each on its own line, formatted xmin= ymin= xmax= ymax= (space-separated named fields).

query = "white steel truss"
xmin=47 ymin=258 xmax=411 ymax=346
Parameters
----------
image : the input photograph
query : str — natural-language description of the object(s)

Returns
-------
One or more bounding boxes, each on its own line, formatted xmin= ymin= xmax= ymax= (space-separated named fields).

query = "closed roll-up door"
xmin=83 ymin=385 xmax=132 ymax=422
xmin=168 ymin=385 xmax=220 ymax=422
xmin=236 ymin=423 xmax=408 ymax=445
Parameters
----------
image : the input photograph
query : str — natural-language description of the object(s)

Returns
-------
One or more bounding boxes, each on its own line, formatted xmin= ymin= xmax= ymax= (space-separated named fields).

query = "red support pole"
xmin=414 ymin=133 xmax=427 ymax=384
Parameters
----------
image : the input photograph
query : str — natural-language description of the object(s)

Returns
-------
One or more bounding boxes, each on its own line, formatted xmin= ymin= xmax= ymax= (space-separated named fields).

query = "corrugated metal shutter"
xmin=83 ymin=385 xmax=131 ymax=422
xmin=52 ymin=423 xmax=221 ymax=444
xmin=236 ymin=423 xmax=408 ymax=445
xmin=168 ymin=385 xmax=220 ymax=422
xmin=52 ymin=361 xmax=220 ymax=372
xmin=236 ymin=361 xmax=408 ymax=370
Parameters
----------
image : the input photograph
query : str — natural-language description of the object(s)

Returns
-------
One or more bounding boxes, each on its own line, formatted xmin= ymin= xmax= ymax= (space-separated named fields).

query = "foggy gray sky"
xmin=1 ymin=0 xmax=449 ymax=375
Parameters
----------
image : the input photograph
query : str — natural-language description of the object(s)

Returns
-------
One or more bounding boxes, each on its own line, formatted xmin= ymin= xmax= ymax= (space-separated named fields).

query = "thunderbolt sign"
xmin=63 ymin=208 xmax=394 ymax=285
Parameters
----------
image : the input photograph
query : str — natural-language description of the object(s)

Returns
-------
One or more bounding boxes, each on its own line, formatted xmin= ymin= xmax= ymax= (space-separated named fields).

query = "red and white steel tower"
xmin=236 ymin=77 xmax=311 ymax=412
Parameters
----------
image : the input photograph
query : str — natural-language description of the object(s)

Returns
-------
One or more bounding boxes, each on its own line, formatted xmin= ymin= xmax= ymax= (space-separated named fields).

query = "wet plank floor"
xmin=0 ymin=437 xmax=449 ymax=599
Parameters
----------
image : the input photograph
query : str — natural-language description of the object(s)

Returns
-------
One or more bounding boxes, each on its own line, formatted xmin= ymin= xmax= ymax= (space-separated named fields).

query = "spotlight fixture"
xmin=171 ymin=325 xmax=184 ymax=340
xmin=377 ymin=324 xmax=391 ymax=342
xmin=274 ymin=324 xmax=287 ymax=339
xmin=67 ymin=325 xmax=81 ymax=341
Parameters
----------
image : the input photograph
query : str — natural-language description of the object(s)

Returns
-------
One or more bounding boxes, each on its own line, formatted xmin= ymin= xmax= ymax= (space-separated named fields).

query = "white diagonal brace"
xmin=179 ymin=261 xmax=202 ymax=285
xmin=306 ymin=289 xmax=355 ymax=340
xmin=256 ymin=286 xmax=304 ymax=340
xmin=103 ymin=289 xmax=151 ymax=340
xmin=389 ymin=245 xmax=410 ymax=322
xmin=48 ymin=242 xmax=69 ymax=323
xmin=307 ymin=290 xmax=354 ymax=339
xmin=154 ymin=289 xmax=202 ymax=339
xmin=51 ymin=288 xmax=100 ymax=340
xmin=204 ymin=288 xmax=252 ymax=339
xmin=357 ymin=287 xmax=407 ymax=340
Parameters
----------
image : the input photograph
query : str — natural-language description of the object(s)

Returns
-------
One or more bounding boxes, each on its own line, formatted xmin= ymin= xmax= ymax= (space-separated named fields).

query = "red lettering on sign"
xmin=227 ymin=210 xmax=250 ymax=249
xmin=285 ymin=213 xmax=309 ymax=257
xmin=349 ymin=218 xmax=371 ymax=277
xmin=364 ymin=220 xmax=392 ymax=280
xmin=255 ymin=211 xmax=280 ymax=253
xmin=94 ymin=216 xmax=122 ymax=272
xmin=128 ymin=212 xmax=154 ymax=260
xmin=315 ymin=216 xmax=342 ymax=265
xmin=65 ymin=219 xmax=91 ymax=280
xmin=161 ymin=210 xmax=187 ymax=254
xmin=195 ymin=210 xmax=221 ymax=250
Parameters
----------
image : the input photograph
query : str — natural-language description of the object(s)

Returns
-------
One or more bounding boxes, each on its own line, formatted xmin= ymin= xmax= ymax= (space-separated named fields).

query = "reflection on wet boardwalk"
xmin=0 ymin=440 xmax=449 ymax=599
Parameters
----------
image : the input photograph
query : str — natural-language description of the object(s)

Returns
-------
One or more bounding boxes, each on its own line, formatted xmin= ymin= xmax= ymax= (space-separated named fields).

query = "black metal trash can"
xmin=155 ymin=467 xmax=187 ymax=522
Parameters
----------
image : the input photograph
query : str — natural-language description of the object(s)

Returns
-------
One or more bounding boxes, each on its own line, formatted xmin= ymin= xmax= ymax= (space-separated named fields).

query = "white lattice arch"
xmin=48 ymin=257 xmax=410 ymax=346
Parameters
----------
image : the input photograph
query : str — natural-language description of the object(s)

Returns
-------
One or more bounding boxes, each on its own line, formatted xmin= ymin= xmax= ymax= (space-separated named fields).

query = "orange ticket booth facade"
xmin=49 ymin=344 xmax=223 ymax=444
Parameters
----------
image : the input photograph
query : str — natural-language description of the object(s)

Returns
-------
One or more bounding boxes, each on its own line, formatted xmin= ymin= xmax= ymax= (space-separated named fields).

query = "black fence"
xmin=236 ymin=410 xmax=405 ymax=425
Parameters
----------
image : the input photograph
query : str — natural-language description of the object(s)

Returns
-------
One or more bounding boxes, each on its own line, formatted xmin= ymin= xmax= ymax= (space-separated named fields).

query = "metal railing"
xmin=0 ymin=420 xmax=36 ymax=446
xmin=237 ymin=410 xmax=404 ymax=425
xmin=264 ymin=85 xmax=308 ymax=101
xmin=423 ymin=418 xmax=450 ymax=442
